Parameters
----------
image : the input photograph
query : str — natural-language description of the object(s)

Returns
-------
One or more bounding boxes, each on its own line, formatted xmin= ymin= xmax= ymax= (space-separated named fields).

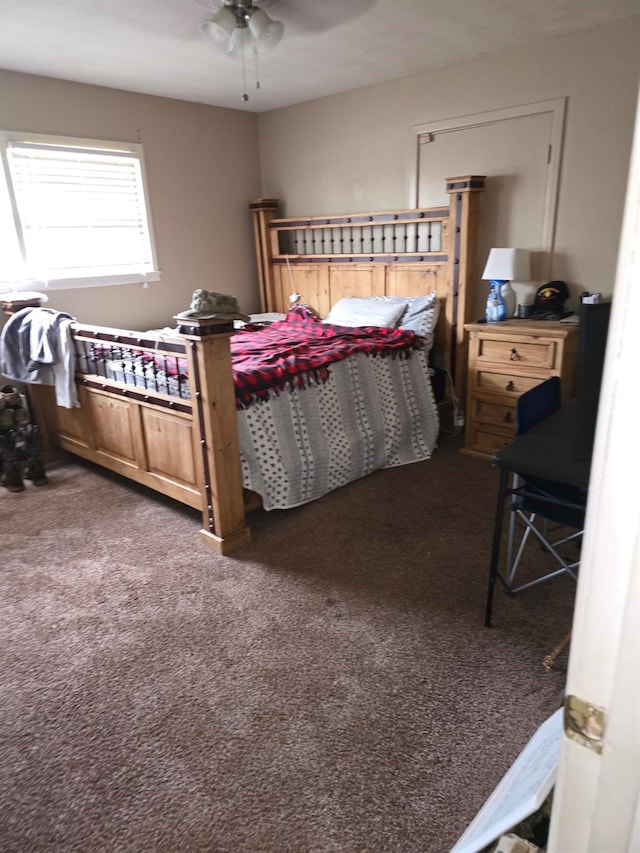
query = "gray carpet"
xmin=0 ymin=434 xmax=574 ymax=852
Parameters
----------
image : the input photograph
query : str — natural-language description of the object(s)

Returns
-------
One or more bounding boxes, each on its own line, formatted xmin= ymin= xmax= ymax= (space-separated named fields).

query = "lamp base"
xmin=499 ymin=281 xmax=516 ymax=318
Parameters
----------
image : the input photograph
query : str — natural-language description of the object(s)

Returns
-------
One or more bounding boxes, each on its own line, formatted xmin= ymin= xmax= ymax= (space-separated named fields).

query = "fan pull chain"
xmin=240 ymin=40 xmax=261 ymax=101
xmin=254 ymin=46 xmax=261 ymax=91
xmin=241 ymin=42 xmax=248 ymax=102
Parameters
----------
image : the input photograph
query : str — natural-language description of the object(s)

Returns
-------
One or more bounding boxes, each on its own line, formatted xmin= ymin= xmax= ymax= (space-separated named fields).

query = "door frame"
xmin=547 ymin=85 xmax=640 ymax=851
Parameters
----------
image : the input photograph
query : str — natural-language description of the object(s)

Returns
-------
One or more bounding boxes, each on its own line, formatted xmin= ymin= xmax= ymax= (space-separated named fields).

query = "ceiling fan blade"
xmin=195 ymin=0 xmax=378 ymax=40
xmin=257 ymin=0 xmax=378 ymax=35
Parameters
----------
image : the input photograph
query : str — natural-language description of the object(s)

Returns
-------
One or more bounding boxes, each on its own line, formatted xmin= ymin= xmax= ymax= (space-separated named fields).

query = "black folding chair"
xmin=485 ymin=377 xmax=587 ymax=625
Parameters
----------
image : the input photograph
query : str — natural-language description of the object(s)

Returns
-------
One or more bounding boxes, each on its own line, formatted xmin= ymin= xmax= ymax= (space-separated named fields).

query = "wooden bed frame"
xmin=26 ymin=175 xmax=484 ymax=555
xmin=250 ymin=175 xmax=485 ymax=403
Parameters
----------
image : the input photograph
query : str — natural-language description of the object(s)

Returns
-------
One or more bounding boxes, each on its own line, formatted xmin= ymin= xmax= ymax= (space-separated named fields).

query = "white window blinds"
xmin=1 ymin=135 xmax=160 ymax=290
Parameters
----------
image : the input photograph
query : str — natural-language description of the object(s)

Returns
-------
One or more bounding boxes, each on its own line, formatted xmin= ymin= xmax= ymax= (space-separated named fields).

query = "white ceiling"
xmin=1 ymin=0 xmax=638 ymax=113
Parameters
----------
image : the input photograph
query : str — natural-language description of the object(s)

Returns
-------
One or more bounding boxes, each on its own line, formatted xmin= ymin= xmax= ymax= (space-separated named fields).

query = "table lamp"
xmin=482 ymin=248 xmax=531 ymax=319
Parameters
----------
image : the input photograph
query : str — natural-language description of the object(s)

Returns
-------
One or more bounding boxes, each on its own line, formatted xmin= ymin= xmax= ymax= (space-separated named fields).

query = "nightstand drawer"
xmin=477 ymin=335 xmax=556 ymax=369
xmin=466 ymin=423 xmax=513 ymax=456
xmin=471 ymin=397 xmax=516 ymax=429
xmin=474 ymin=369 xmax=545 ymax=398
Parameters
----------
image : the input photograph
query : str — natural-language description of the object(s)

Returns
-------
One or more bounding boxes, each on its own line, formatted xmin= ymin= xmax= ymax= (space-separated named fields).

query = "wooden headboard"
xmin=250 ymin=175 xmax=485 ymax=409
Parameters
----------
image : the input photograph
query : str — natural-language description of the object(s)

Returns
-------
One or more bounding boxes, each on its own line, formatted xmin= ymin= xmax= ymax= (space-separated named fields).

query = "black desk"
xmin=485 ymin=402 xmax=591 ymax=627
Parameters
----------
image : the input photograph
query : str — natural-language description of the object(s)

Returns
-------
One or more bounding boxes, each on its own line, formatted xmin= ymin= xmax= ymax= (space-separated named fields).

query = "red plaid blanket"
xmin=231 ymin=305 xmax=422 ymax=408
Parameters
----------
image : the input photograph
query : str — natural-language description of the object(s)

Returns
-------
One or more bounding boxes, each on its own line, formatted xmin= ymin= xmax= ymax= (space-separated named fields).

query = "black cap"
xmin=531 ymin=281 xmax=570 ymax=319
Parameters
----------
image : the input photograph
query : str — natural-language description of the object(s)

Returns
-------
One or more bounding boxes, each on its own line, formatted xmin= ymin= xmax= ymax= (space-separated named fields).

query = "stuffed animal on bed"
xmin=177 ymin=289 xmax=250 ymax=322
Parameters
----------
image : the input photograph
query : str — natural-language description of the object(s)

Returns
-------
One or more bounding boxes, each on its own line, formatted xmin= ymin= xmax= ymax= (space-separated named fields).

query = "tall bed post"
xmin=174 ymin=315 xmax=251 ymax=555
xmin=250 ymin=198 xmax=280 ymax=313
xmin=445 ymin=175 xmax=485 ymax=412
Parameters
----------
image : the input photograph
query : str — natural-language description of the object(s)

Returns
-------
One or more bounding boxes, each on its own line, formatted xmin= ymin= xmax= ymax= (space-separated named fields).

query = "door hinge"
xmin=564 ymin=694 xmax=606 ymax=755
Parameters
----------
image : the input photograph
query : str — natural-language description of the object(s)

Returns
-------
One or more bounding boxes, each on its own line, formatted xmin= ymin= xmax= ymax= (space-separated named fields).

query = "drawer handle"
xmin=506 ymin=380 xmax=516 ymax=392
xmin=510 ymin=348 xmax=522 ymax=361
xmin=503 ymin=411 xmax=513 ymax=424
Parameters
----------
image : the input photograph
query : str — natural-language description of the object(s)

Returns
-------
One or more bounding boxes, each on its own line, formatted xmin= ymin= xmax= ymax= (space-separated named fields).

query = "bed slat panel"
xmin=89 ymin=393 xmax=141 ymax=465
xmin=327 ymin=265 xmax=386 ymax=305
xmin=54 ymin=386 xmax=93 ymax=449
xmin=141 ymin=407 xmax=199 ymax=488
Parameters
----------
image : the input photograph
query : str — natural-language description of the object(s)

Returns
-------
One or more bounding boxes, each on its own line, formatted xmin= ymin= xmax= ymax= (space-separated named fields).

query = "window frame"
xmin=0 ymin=130 xmax=161 ymax=292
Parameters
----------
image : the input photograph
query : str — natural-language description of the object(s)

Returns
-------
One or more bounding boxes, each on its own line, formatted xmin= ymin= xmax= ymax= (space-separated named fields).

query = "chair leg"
xmin=485 ymin=468 xmax=509 ymax=628
xmin=506 ymin=508 xmax=582 ymax=593
xmin=505 ymin=473 xmax=520 ymax=577
xmin=505 ymin=512 xmax=535 ymax=589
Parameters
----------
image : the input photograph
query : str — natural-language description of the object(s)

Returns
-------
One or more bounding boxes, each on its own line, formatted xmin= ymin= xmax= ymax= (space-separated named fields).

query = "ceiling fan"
xmin=197 ymin=0 xmax=378 ymax=102
xmin=198 ymin=0 xmax=379 ymax=50
xmin=200 ymin=1 xmax=284 ymax=59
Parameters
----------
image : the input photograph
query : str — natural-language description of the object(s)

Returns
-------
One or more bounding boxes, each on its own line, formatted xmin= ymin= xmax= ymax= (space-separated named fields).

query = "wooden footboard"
xmin=31 ymin=316 xmax=250 ymax=555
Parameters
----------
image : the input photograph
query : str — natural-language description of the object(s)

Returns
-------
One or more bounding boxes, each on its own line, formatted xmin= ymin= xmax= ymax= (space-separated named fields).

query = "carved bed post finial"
xmin=174 ymin=315 xmax=250 ymax=554
xmin=249 ymin=199 xmax=280 ymax=314
xmin=445 ymin=175 xmax=485 ymax=411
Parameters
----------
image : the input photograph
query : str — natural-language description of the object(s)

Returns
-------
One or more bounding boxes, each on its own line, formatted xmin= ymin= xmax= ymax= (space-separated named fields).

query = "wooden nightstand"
xmin=463 ymin=319 xmax=578 ymax=457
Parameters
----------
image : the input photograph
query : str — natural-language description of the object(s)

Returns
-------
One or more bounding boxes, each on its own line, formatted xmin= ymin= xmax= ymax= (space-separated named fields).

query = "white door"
xmin=548 ymin=86 xmax=640 ymax=851
xmin=414 ymin=99 xmax=565 ymax=315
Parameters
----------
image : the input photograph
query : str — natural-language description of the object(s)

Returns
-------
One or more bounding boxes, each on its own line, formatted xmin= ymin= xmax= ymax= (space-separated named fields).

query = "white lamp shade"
xmin=248 ymin=9 xmax=284 ymax=52
xmin=201 ymin=7 xmax=236 ymax=45
xmin=482 ymin=248 xmax=531 ymax=281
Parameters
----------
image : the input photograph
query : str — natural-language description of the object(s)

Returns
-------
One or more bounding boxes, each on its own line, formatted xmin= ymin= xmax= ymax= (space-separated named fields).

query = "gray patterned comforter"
xmin=237 ymin=349 xmax=438 ymax=510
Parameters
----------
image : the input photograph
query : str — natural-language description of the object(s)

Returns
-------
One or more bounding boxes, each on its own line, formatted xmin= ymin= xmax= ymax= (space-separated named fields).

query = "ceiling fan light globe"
xmin=226 ymin=24 xmax=251 ymax=58
xmin=200 ymin=21 xmax=228 ymax=46
xmin=255 ymin=20 xmax=284 ymax=53
xmin=201 ymin=6 xmax=236 ymax=46
xmin=247 ymin=8 xmax=271 ymax=38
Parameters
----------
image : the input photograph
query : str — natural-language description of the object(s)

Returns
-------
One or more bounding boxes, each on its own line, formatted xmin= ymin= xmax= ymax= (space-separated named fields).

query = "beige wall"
xmin=257 ymin=19 xmax=640 ymax=307
xmin=0 ymin=70 xmax=262 ymax=330
xmin=1 ymin=19 xmax=638 ymax=332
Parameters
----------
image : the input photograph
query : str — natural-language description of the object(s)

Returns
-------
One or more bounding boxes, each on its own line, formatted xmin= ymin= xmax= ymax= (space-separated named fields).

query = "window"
xmin=0 ymin=131 xmax=160 ymax=291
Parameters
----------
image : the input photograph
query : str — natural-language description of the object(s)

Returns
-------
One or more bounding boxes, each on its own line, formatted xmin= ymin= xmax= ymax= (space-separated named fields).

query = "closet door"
xmin=415 ymin=99 xmax=565 ymax=315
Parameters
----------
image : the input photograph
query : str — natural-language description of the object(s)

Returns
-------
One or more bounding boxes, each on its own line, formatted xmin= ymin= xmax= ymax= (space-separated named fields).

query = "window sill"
xmin=1 ymin=271 xmax=162 ymax=294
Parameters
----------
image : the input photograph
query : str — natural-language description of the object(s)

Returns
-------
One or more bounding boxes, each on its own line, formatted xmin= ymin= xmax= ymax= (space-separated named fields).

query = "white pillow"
xmin=324 ymin=297 xmax=407 ymax=329
xmin=373 ymin=292 xmax=440 ymax=338
xmin=145 ymin=326 xmax=182 ymax=338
